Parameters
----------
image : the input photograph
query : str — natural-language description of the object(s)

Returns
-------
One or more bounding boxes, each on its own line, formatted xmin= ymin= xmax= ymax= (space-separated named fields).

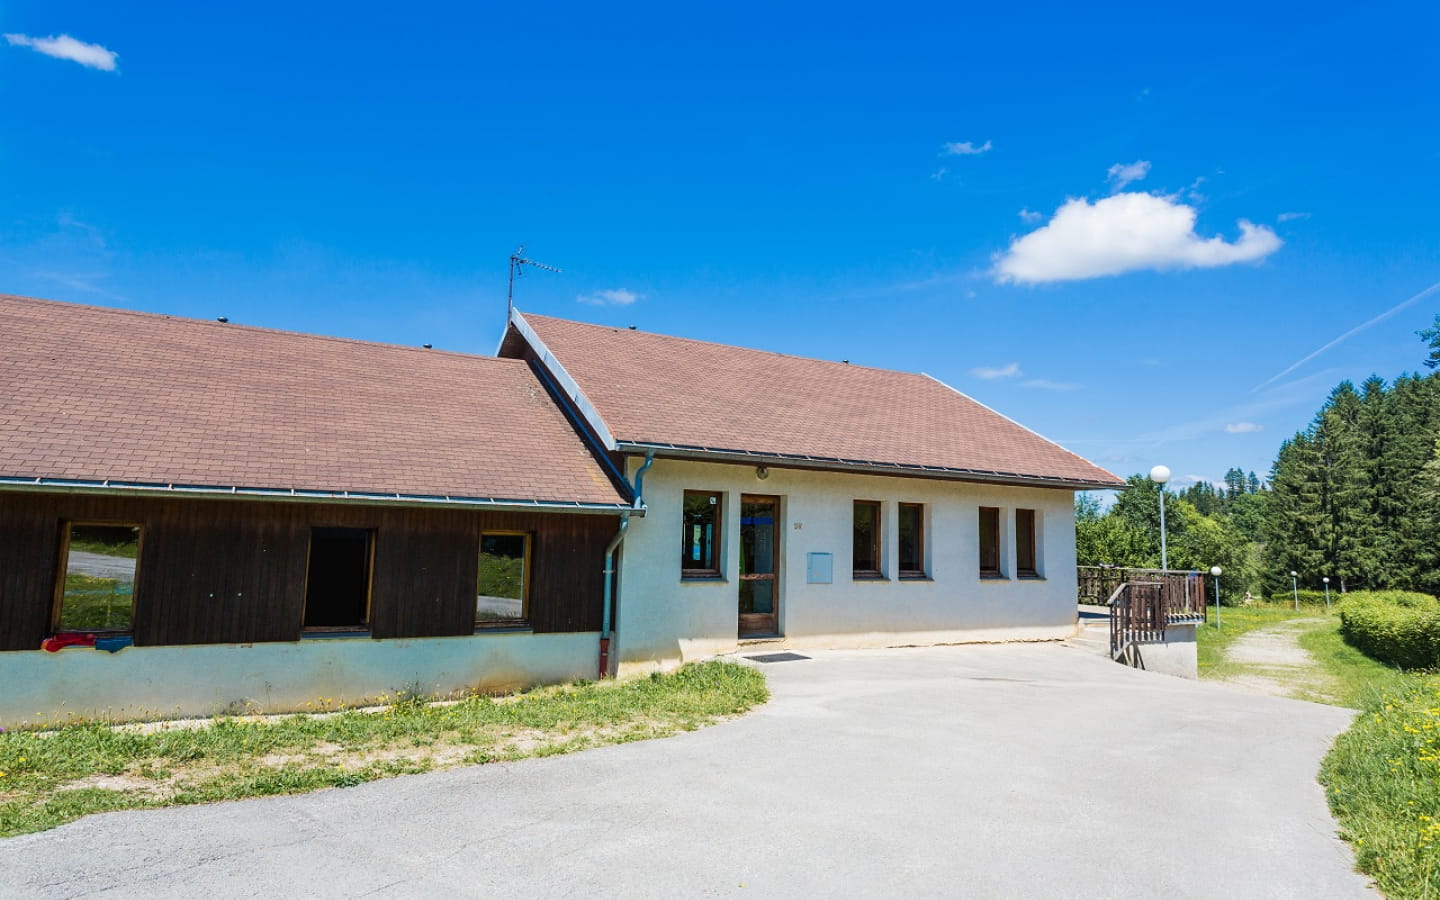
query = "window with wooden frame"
xmin=853 ymin=500 xmax=883 ymax=578
xmin=53 ymin=523 xmax=141 ymax=634
xmin=1016 ymin=508 xmax=1040 ymax=578
xmin=978 ymin=507 xmax=1003 ymax=578
xmin=898 ymin=503 xmax=926 ymax=579
xmin=477 ymin=532 xmax=531 ymax=626
xmin=682 ymin=491 xmax=723 ymax=578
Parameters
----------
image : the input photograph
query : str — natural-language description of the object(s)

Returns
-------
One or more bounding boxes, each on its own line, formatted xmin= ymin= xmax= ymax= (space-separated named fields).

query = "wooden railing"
xmin=1099 ymin=570 xmax=1208 ymax=661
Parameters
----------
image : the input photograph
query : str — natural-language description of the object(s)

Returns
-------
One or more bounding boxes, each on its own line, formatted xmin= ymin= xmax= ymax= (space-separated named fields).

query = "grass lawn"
xmin=0 ymin=660 xmax=767 ymax=838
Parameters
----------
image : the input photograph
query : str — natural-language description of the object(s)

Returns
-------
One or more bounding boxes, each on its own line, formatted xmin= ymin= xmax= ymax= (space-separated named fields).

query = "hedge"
xmin=1338 ymin=591 xmax=1440 ymax=669
xmin=1267 ymin=589 xmax=1330 ymax=606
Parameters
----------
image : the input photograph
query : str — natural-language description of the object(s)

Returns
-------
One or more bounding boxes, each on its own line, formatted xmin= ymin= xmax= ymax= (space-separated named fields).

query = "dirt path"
xmin=1212 ymin=618 xmax=1340 ymax=703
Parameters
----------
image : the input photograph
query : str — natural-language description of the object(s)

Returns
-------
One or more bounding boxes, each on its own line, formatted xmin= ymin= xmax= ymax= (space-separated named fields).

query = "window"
xmin=898 ymin=503 xmax=925 ymax=578
xmin=853 ymin=500 xmax=883 ymax=577
xmin=54 ymin=523 xmax=141 ymax=633
xmin=478 ymin=532 xmax=530 ymax=626
xmin=304 ymin=527 xmax=373 ymax=631
xmin=1016 ymin=508 xmax=1039 ymax=578
xmin=682 ymin=491 xmax=722 ymax=577
xmin=978 ymin=507 xmax=1002 ymax=578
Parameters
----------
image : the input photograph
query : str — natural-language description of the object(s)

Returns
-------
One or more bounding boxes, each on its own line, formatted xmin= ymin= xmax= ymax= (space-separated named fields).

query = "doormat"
xmin=745 ymin=652 xmax=811 ymax=663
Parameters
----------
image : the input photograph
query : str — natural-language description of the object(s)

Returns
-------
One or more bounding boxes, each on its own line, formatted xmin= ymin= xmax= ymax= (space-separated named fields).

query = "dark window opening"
xmin=682 ymin=491 xmax=722 ymax=577
xmin=54 ymin=523 xmax=141 ymax=634
xmin=979 ymin=507 xmax=1002 ymax=578
xmin=304 ymin=527 xmax=372 ymax=630
xmin=898 ymin=503 xmax=925 ymax=578
xmin=1016 ymin=509 xmax=1039 ymax=578
xmin=853 ymin=500 xmax=882 ymax=577
xmin=478 ymin=532 xmax=530 ymax=626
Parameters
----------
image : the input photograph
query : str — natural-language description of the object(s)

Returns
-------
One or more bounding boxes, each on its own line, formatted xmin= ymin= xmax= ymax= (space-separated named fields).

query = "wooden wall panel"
xmin=0 ymin=492 xmax=616 ymax=650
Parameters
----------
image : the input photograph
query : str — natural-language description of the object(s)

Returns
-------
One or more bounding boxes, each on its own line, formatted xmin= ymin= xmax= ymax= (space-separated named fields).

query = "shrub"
xmin=1339 ymin=591 xmax=1440 ymax=669
xmin=1267 ymin=589 xmax=1329 ymax=607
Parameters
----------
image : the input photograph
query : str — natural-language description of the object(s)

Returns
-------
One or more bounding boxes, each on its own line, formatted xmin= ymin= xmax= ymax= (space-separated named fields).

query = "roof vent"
xmin=628 ymin=325 xmax=637 ymax=331
xmin=842 ymin=359 xmax=850 ymax=365
xmin=216 ymin=316 xmax=229 ymax=323
xmin=423 ymin=343 xmax=433 ymax=349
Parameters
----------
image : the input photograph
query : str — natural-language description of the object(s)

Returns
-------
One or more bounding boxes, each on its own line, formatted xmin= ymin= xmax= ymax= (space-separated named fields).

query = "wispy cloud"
xmin=929 ymin=167 xmax=948 ymax=181
xmin=943 ymin=140 xmax=992 ymax=156
xmin=1277 ymin=211 xmax=1310 ymax=222
xmin=1251 ymin=278 xmax=1440 ymax=391
xmin=576 ymin=288 xmax=640 ymax=306
xmin=993 ymin=191 xmax=1281 ymax=284
xmin=1225 ymin=422 xmax=1264 ymax=434
xmin=1021 ymin=378 xmax=1080 ymax=391
xmin=1018 ymin=208 xmax=1043 ymax=224
xmin=970 ymin=362 xmax=1021 ymax=380
xmin=1106 ymin=160 xmax=1151 ymax=191
xmin=4 ymin=33 xmax=117 ymax=71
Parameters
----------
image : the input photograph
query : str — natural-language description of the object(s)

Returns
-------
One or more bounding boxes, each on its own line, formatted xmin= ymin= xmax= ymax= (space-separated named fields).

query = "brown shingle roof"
xmin=515 ymin=313 xmax=1123 ymax=488
xmin=0 ymin=295 xmax=629 ymax=508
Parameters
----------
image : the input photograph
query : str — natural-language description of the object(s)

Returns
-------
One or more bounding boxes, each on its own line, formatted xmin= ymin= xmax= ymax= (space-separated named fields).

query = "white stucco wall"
xmin=615 ymin=457 xmax=1079 ymax=672
xmin=1134 ymin=623 xmax=1199 ymax=679
xmin=0 ymin=631 xmax=598 ymax=728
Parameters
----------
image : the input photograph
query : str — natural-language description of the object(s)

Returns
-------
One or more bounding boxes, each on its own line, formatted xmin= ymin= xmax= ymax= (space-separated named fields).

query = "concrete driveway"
xmin=0 ymin=643 xmax=1370 ymax=898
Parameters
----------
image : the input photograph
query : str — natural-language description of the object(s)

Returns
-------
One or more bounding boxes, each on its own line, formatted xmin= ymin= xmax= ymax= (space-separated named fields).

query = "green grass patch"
xmin=1321 ymin=675 xmax=1440 ymax=898
xmin=1300 ymin=620 xmax=1415 ymax=710
xmin=0 ymin=660 xmax=767 ymax=838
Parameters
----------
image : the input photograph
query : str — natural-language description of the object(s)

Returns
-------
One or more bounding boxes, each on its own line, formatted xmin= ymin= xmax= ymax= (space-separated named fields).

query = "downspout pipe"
xmin=600 ymin=450 xmax=654 ymax=678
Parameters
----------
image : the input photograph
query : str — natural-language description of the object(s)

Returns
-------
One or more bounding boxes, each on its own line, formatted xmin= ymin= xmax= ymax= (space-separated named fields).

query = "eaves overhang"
xmin=0 ymin=476 xmax=641 ymax=516
xmin=615 ymin=442 xmax=1126 ymax=491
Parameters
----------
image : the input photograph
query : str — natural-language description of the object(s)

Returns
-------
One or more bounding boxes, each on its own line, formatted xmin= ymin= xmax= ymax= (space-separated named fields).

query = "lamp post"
xmin=1210 ymin=565 xmax=1223 ymax=630
xmin=1323 ymin=576 xmax=1331 ymax=612
xmin=1150 ymin=465 xmax=1171 ymax=572
xmin=1290 ymin=570 xmax=1299 ymax=611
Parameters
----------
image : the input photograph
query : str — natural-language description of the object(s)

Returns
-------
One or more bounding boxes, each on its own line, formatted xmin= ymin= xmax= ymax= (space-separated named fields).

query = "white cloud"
xmin=943 ymin=140 xmax=992 ymax=156
xmin=5 ymin=33 xmax=117 ymax=71
xmin=1021 ymin=378 xmax=1080 ymax=391
xmin=970 ymin=362 xmax=1021 ymax=380
xmin=1277 ymin=211 xmax=1310 ymax=222
xmin=1107 ymin=160 xmax=1151 ymax=190
xmin=930 ymin=167 xmax=948 ymax=181
xmin=1018 ymin=208 xmax=1043 ymax=224
xmin=993 ymin=192 xmax=1282 ymax=284
xmin=1225 ymin=422 xmax=1264 ymax=434
xmin=576 ymin=288 xmax=640 ymax=306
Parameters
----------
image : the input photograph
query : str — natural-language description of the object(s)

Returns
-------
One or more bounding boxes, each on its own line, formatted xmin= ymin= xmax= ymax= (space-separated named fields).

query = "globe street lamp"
xmin=1210 ymin=565 xmax=1223 ymax=630
xmin=1290 ymin=570 xmax=1299 ymax=611
xmin=1323 ymin=576 xmax=1331 ymax=612
xmin=1150 ymin=465 xmax=1171 ymax=572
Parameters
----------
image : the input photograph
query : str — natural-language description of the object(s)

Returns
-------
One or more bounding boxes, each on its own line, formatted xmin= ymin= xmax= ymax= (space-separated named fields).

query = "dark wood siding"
xmin=0 ymin=492 xmax=616 ymax=650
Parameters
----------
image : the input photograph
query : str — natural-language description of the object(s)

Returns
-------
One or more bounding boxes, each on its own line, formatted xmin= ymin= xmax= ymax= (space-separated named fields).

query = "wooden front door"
xmin=738 ymin=494 xmax=780 ymax=637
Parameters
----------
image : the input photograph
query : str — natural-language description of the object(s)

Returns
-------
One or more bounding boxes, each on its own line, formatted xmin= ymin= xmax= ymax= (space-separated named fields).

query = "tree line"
xmin=1079 ymin=315 xmax=1440 ymax=600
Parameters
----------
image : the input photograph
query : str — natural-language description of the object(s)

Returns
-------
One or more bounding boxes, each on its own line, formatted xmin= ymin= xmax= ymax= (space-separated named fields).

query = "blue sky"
xmin=4 ymin=1 xmax=1437 ymax=490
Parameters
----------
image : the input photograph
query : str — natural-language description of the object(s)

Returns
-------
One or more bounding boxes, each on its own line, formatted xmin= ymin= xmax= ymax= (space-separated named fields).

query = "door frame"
xmin=738 ymin=493 xmax=781 ymax=638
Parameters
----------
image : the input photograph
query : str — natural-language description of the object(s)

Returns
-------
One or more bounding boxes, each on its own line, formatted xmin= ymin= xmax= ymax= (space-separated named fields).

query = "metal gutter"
xmin=0 ymin=476 xmax=639 ymax=516
xmin=600 ymin=450 xmax=655 ymax=678
xmin=613 ymin=442 xmax=1125 ymax=491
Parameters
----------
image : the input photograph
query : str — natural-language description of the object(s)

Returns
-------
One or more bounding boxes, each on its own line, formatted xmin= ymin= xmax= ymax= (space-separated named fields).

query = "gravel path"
xmin=1215 ymin=618 xmax=1339 ymax=701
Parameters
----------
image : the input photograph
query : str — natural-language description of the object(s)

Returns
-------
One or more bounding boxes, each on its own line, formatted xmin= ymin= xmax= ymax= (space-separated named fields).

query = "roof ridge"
xmin=0 ymin=292 xmax=519 ymax=366
xmin=520 ymin=311 xmax=933 ymax=380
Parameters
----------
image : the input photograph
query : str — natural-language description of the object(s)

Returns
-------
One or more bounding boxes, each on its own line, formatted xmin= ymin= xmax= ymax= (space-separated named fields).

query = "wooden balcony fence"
xmin=1079 ymin=567 xmax=1208 ymax=661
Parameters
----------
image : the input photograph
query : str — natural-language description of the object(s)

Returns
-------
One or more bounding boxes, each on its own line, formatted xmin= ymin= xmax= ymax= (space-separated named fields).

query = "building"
xmin=499 ymin=311 xmax=1124 ymax=673
xmin=0 ymin=295 xmax=1123 ymax=723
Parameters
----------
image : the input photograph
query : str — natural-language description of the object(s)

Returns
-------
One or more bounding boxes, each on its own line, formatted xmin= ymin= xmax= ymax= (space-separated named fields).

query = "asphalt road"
xmin=0 ymin=643 xmax=1371 ymax=898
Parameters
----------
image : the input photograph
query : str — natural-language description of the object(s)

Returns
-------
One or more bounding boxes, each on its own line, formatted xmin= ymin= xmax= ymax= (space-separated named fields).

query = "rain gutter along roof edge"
xmin=616 ymin=442 xmax=1126 ymax=490
xmin=0 ymin=477 xmax=639 ymax=516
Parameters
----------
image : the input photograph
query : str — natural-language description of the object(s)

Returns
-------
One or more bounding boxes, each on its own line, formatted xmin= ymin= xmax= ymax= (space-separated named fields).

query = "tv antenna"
xmin=507 ymin=246 xmax=562 ymax=318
